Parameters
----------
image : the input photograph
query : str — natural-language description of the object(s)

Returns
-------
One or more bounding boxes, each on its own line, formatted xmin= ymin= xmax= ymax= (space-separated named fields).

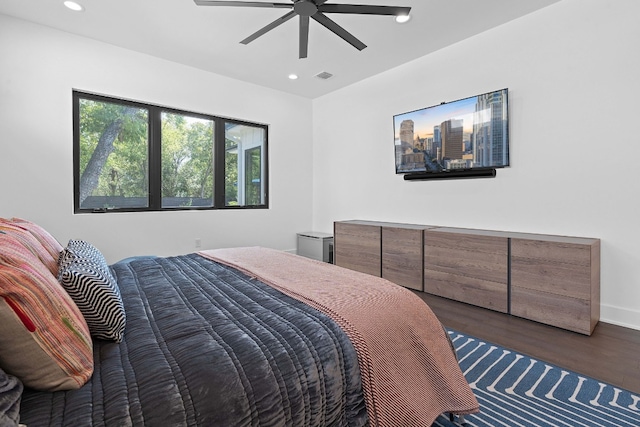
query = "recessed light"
xmin=395 ymin=14 xmax=411 ymax=24
xmin=288 ymin=74 xmax=299 ymax=80
xmin=64 ymin=1 xmax=84 ymax=12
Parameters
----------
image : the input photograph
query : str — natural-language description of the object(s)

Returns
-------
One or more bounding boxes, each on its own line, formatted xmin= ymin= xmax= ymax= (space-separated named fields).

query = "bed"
xmin=0 ymin=219 xmax=478 ymax=427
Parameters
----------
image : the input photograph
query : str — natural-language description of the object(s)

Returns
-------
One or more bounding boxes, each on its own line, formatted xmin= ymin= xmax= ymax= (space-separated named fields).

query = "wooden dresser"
xmin=334 ymin=220 xmax=433 ymax=291
xmin=510 ymin=234 xmax=600 ymax=335
xmin=334 ymin=220 xmax=600 ymax=335
xmin=424 ymin=228 xmax=509 ymax=314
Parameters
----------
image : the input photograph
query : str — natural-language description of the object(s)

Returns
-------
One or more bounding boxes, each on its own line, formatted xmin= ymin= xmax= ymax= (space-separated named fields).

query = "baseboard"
xmin=600 ymin=303 xmax=640 ymax=331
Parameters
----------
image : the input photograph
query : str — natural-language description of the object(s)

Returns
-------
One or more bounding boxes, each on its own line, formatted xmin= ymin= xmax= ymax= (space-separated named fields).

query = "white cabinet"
xmin=297 ymin=232 xmax=333 ymax=263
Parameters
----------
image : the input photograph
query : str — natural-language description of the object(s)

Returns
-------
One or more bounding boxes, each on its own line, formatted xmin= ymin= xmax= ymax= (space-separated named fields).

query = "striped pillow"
xmin=10 ymin=218 xmax=63 ymax=263
xmin=0 ymin=222 xmax=58 ymax=275
xmin=58 ymin=240 xmax=126 ymax=342
xmin=0 ymin=235 xmax=93 ymax=391
xmin=58 ymin=239 xmax=108 ymax=272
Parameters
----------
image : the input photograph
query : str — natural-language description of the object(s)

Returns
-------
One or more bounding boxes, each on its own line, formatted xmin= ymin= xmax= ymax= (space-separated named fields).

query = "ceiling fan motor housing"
xmin=294 ymin=1 xmax=318 ymax=17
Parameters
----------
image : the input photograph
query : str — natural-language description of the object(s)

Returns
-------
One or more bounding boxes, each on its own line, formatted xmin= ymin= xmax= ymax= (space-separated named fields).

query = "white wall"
xmin=312 ymin=0 xmax=640 ymax=330
xmin=0 ymin=14 xmax=313 ymax=262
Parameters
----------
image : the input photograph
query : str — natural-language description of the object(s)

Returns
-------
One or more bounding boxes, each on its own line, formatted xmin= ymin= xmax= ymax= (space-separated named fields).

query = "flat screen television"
xmin=394 ymin=88 xmax=509 ymax=179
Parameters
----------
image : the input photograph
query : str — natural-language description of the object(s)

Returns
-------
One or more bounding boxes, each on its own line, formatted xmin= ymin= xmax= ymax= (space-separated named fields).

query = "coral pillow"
xmin=0 ymin=221 xmax=58 ymax=276
xmin=10 ymin=217 xmax=63 ymax=262
xmin=0 ymin=234 xmax=93 ymax=391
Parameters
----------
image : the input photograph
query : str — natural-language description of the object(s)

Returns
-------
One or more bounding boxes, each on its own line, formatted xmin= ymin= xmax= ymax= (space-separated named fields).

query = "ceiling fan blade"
xmin=311 ymin=12 xmax=367 ymax=51
xmin=240 ymin=10 xmax=297 ymax=44
xmin=318 ymin=4 xmax=411 ymax=16
xmin=299 ymin=15 xmax=309 ymax=59
xmin=194 ymin=0 xmax=292 ymax=8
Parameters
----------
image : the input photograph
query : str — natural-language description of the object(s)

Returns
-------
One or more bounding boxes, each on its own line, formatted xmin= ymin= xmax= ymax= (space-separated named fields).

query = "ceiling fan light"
xmin=63 ymin=1 xmax=84 ymax=12
xmin=395 ymin=14 xmax=411 ymax=24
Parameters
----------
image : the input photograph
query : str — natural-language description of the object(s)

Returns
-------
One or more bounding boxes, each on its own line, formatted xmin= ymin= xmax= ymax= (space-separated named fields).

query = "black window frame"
xmin=72 ymin=90 xmax=269 ymax=213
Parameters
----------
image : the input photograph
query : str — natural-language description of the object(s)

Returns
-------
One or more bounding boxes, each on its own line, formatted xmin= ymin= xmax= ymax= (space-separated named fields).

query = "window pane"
xmin=225 ymin=123 xmax=266 ymax=207
xmin=161 ymin=113 xmax=214 ymax=208
xmin=78 ymin=99 xmax=149 ymax=210
xmin=245 ymin=147 xmax=262 ymax=206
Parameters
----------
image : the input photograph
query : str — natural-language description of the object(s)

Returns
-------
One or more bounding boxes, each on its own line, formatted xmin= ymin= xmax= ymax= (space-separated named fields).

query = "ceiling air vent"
xmin=315 ymin=71 xmax=334 ymax=80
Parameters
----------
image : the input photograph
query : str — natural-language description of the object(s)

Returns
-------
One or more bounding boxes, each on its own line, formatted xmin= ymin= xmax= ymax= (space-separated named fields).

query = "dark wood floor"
xmin=414 ymin=292 xmax=640 ymax=395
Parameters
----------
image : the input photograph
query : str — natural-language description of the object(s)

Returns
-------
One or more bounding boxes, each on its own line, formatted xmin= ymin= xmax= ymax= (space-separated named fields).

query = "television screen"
xmin=394 ymin=88 xmax=509 ymax=175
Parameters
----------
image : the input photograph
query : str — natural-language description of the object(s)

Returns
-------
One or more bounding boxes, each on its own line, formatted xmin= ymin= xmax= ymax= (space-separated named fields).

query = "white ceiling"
xmin=0 ymin=0 xmax=560 ymax=99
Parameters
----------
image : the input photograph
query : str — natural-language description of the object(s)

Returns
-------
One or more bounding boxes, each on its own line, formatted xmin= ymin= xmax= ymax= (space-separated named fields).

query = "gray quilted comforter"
xmin=19 ymin=254 xmax=368 ymax=426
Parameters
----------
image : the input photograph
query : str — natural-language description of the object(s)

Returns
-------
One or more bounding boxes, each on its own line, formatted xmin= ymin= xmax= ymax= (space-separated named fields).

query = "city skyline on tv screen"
xmin=394 ymin=88 xmax=509 ymax=174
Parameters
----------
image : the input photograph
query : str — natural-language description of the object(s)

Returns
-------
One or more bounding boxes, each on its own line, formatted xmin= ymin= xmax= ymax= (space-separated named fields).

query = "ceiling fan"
xmin=193 ymin=0 xmax=412 ymax=59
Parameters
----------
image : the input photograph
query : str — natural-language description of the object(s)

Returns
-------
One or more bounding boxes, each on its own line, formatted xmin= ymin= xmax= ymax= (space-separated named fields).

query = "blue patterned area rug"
xmin=433 ymin=329 xmax=640 ymax=427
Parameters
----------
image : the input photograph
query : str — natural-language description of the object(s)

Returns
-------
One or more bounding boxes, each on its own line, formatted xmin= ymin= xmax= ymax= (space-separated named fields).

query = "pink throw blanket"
xmin=199 ymin=247 xmax=479 ymax=426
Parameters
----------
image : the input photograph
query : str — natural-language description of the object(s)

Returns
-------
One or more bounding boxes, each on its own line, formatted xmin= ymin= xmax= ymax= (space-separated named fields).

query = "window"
xmin=161 ymin=112 xmax=214 ymax=209
xmin=73 ymin=91 xmax=268 ymax=212
xmin=225 ymin=123 xmax=266 ymax=207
